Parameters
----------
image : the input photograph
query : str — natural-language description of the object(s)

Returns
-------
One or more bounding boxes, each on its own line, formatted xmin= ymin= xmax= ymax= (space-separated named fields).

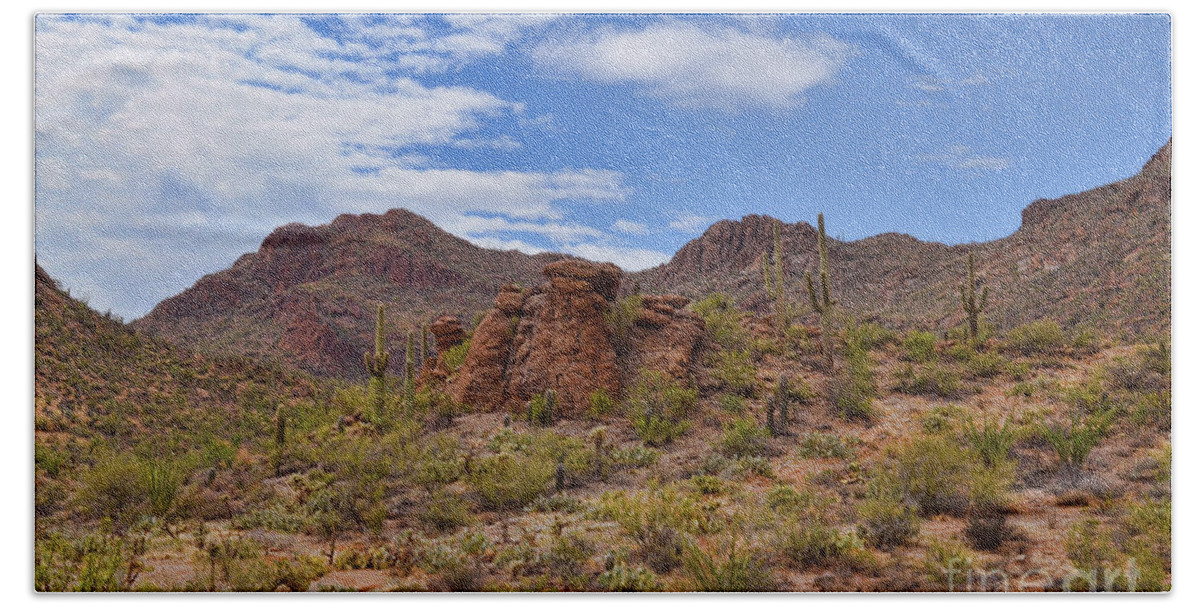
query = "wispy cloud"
xmin=919 ymin=144 xmax=1012 ymax=172
xmin=561 ymin=243 xmax=670 ymax=271
xmin=532 ymin=19 xmax=853 ymax=111
xmin=33 ymin=14 xmax=612 ymax=317
xmin=667 ymin=211 xmax=712 ymax=233
xmin=612 ymin=219 xmax=650 ymax=235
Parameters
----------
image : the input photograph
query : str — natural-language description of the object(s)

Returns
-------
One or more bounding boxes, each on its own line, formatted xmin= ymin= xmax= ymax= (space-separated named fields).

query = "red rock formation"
xmin=418 ymin=315 xmax=467 ymax=388
xmin=449 ymin=260 xmax=706 ymax=418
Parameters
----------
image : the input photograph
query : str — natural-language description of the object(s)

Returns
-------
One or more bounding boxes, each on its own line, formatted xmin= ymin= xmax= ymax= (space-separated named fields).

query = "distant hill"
xmin=133 ymin=209 xmax=569 ymax=379
xmin=35 ymin=264 xmax=317 ymax=442
xmin=633 ymin=139 xmax=1171 ymax=339
xmin=130 ymin=141 xmax=1169 ymax=379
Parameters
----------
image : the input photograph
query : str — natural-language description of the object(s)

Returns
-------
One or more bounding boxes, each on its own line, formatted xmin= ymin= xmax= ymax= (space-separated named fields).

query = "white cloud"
xmin=668 ymin=211 xmax=712 ymax=233
xmin=561 ymin=243 xmax=671 ymax=272
xmin=920 ymin=144 xmax=1012 ymax=172
xmin=612 ymin=219 xmax=650 ymax=235
xmin=33 ymin=14 xmax=622 ymax=318
xmin=532 ymin=20 xmax=852 ymax=110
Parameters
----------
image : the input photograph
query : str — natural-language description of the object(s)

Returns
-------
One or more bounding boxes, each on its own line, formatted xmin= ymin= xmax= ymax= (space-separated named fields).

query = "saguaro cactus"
xmin=761 ymin=220 xmax=790 ymax=334
xmin=805 ymin=213 xmax=836 ymax=368
xmin=363 ymin=304 xmax=390 ymax=419
xmin=959 ymin=252 xmax=989 ymax=343
xmin=403 ymin=331 xmax=416 ymax=404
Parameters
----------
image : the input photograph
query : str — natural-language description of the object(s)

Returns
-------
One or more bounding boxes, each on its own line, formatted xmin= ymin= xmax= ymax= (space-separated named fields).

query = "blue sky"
xmin=34 ymin=13 xmax=1171 ymax=319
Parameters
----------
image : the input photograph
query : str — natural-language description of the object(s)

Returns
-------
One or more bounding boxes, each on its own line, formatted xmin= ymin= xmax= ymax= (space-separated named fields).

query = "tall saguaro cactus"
xmin=363 ymin=304 xmax=390 ymax=419
xmin=761 ymin=220 xmax=791 ymax=335
xmin=805 ymin=213 xmax=836 ymax=368
xmin=959 ymin=252 xmax=989 ymax=343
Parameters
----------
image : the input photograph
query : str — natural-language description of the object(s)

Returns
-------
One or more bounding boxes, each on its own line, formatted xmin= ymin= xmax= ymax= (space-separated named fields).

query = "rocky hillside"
xmin=36 ymin=264 xmax=317 ymax=443
xmin=134 ymin=209 xmax=569 ymax=379
xmin=634 ymin=140 xmax=1171 ymax=338
xmin=133 ymin=141 xmax=1169 ymax=380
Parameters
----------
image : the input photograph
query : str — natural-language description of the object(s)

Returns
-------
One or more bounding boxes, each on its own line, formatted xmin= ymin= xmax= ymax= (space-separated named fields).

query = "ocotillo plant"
xmin=761 ymin=220 xmax=791 ymax=335
xmin=805 ymin=213 xmax=836 ymax=368
xmin=363 ymin=304 xmax=391 ymax=420
xmin=959 ymin=252 xmax=989 ymax=344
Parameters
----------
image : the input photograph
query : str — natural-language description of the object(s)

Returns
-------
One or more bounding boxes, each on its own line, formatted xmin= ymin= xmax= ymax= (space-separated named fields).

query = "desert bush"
xmin=468 ymin=452 xmax=553 ymax=511
xmin=718 ymin=393 xmax=746 ymax=415
xmin=418 ymin=489 xmax=475 ymax=532
xmin=798 ymin=432 xmax=856 ymax=459
xmin=1105 ymin=346 xmax=1170 ymax=393
xmin=767 ymin=486 xmax=868 ymax=569
xmin=924 ymin=539 xmax=977 ymax=590
xmin=690 ymin=474 xmax=724 ymax=495
xmin=856 ymin=476 xmax=920 ymax=550
xmin=35 ymin=530 xmax=149 ymax=591
xmin=606 ymin=293 xmax=642 ymax=356
xmin=421 ymin=535 xmax=488 ymax=591
xmin=76 ymin=450 xmax=188 ymax=534
xmin=1129 ymin=391 xmax=1171 ymax=431
xmin=883 ymin=435 xmax=1012 ymax=518
xmin=232 ymin=502 xmax=311 ymax=533
xmin=597 ymin=563 xmax=662 ymax=591
xmin=1070 ymin=327 xmax=1102 ymax=356
xmin=712 ymin=349 xmax=757 ymax=395
xmin=964 ymin=512 xmax=1010 ymax=552
xmin=1008 ymin=380 xmax=1037 ymax=397
xmin=962 ymin=416 xmax=1016 ymax=468
xmin=1040 ymin=411 xmax=1114 ymax=469
xmin=593 ymin=485 xmax=714 ymax=573
xmin=829 ymin=344 xmax=875 ymax=421
xmin=900 ymin=331 xmax=938 ymax=363
xmin=588 ymin=389 xmax=616 ymax=420
xmin=682 ymin=539 xmax=776 ymax=591
xmin=441 ymin=340 xmax=471 ymax=375
xmin=626 ymin=371 xmax=696 ymax=446
xmin=1120 ymin=498 xmax=1171 ymax=590
xmin=920 ymin=404 xmax=965 ymax=434
xmin=1064 ymin=517 xmax=1128 ymax=591
xmin=844 ymin=321 xmax=897 ymax=351
xmin=1003 ymin=320 xmax=1065 ymax=355
xmin=895 ymin=363 xmax=965 ymax=398
xmin=526 ymin=390 xmax=555 ymax=427
xmin=964 ymin=351 xmax=1008 ymax=378
xmin=718 ymin=419 xmax=772 ymax=458
xmin=692 ymin=293 xmax=748 ymax=351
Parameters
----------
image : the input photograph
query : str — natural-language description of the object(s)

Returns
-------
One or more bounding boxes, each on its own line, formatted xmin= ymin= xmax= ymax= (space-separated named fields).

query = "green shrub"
xmin=682 ymin=539 xmax=776 ymax=591
xmin=732 ymin=456 xmax=775 ymax=479
xmin=588 ymin=389 xmax=616 ymax=420
xmin=692 ymin=293 xmax=748 ymax=351
xmin=965 ymin=351 xmax=1008 ymax=378
xmin=1129 ymin=391 xmax=1170 ymax=431
xmin=1008 ymin=381 xmax=1037 ymax=397
xmin=924 ymin=539 xmax=977 ymax=590
xmin=856 ymin=477 xmax=920 ymax=550
xmin=1106 ymin=348 xmax=1170 ymax=393
xmin=1064 ymin=517 xmax=1127 ymax=591
xmin=844 ymin=321 xmax=897 ymax=351
xmin=1040 ymin=412 xmax=1114 ymax=468
xmin=594 ymin=486 xmax=710 ymax=573
xmin=829 ymin=345 xmax=875 ymax=421
xmin=798 ymin=432 xmax=856 ymax=460
xmin=718 ymin=393 xmax=746 ymax=415
xmin=900 ymin=331 xmax=938 ymax=363
xmin=895 ymin=363 xmax=965 ymax=398
xmin=1071 ymin=327 xmax=1102 ymax=356
xmin=442 ymin=340 xmax=471 ymax=375
xmin=962 ymin=416 xmax=1016 ymax=467
xmin=767 ymin=486 xmax=868 ymax=569
xmin=718 ymin=419 xmax=772 ymax=458
xmin=880 ymin=434 xmax=1012 ymax=519
xmin=712 ymin=349 xmax=757 ymax=395
xmin=468 ymin=452 xmax=553 ymax=511
xmin=606 ymin=294 xmax=642 ymax=356
xmin=1003 ymin=320 xmax=1065 ymax=355
xmin=920 ymin=404 xmax=965 ymax=434
xmin=597 ymin=564 xmax=662 ymax=591
xmin=418 ymin=489 xmax=475 ymax=532
xmin=690 ymin=474 xmax=724 ymax=495
xmin=626 ymin=371 xmax=696 ymax=446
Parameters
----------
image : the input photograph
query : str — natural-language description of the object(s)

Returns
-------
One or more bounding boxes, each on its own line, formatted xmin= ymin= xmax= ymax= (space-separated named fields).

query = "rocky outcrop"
xmin=448 ymin=260 xmax=705 ymax=417
xmin=417 ymin=315 xmax=467 ymax=388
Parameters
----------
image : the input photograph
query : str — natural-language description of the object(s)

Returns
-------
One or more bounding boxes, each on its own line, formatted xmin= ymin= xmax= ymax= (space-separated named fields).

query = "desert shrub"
xmin=441 ymin=340 xmax=471 ymax=375
xmin=35 ymin=530 xmax=149 ymax=591
xmin=682 ymin=539 xmax=776 ymax=591
xmin=1008 ymin=381 xmax=1037 ymax=397
xmin=1129 ymin=391 xmax=1171 ymax=431
xmin=1003 ymin=320 xmax=1065 ymax=355
xmin=920 ymin=404 xmax=965 ymax=435
xmin=767 ymin=486 xmax=868 ymax=569
xmin=690 ymin=474 xmax=724 ymax=495
xmin=597 ymin=564 xmax=662 ymax=591
xmin=718 ymin=419 xmax=772 ymax=458
xmin=1064 ymin=517 xmax=1128 ymax=591
xmin=712 ymin=349 xmax=757 ymax=395
xmin=1120 ymin=498 xmax=1171 ymax=590
xmin=233 ymin=503 xmax=311 ymax=533
xmin=1105 ymin=347 xmax=1170 ymax=393
xmin=75 ymin=450 xmax=185 ymax=533
xmin=895 ymin=363 xmax=965 ymax=398
xmin=798 ymin=432 xmax=856 ymax=459
xmin=468 ymin=452 xmax=553 ymax=511
xmin=856 ymin=476 xmax=920 ymax=550
xmin=593 ymin=485 xmax=714 ymax=573
xmin=962 ymin=416 xmax=1016 ymax=468
xmin=964 ymin=512 xmax=1010 ymax=552
xmin=1071 ymin=327 xmax=1102 ymax=356
xmin=1040 ymin=411 xmax=1114 ymax=469
xmin=900 ymin=331 xmax=938 ymax=363
xmin=626 ymin=371 xmax=696 ymax=446
xmin=413 ymin=433 xmax=464 ymax=488
xmin=421 ymin=535 xmax=488 ymax=591
xmin=965 ymin=351 xmax=1008 ymax=378
xmin=528 ymin=493 xmax=583 ymax=514
xmin=844 ymin=321 xmax=897 ymax=351
xmin=829 ymin=344 xmax=875 ymax=421
xmin=692 ymin=293 xmax=748 ymax=351
xmin=418 ymin=489 xmax=475 ymax=532
xmin=882 ymin=435 xmax=1012 ymax=518
xmin=588 ymin=389 xmax=616 ymax=420
xmin=718 ymin=393 xmax=746 ymax=415
xmin=526 ymin=391 xmax=555 ymax=427
xmin=610 ymin=445 xmax=660 ymax=469
xmin=605 ymin=294 xmax=642 ymax=356
xmin=924 ymin=539 xmax=977 ymax=590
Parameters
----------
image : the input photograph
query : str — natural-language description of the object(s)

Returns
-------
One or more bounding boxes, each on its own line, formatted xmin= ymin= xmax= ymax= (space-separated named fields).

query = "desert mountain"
xmin=133 ymin=141 xmax=1169 ymax=379
xmin=634 ymin=139 xmax=1171 ymax=338
xmin=36 ymin=264 xmax=317 ymax=441
xmin=134 ymin=209 xmax=569 ymax=379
